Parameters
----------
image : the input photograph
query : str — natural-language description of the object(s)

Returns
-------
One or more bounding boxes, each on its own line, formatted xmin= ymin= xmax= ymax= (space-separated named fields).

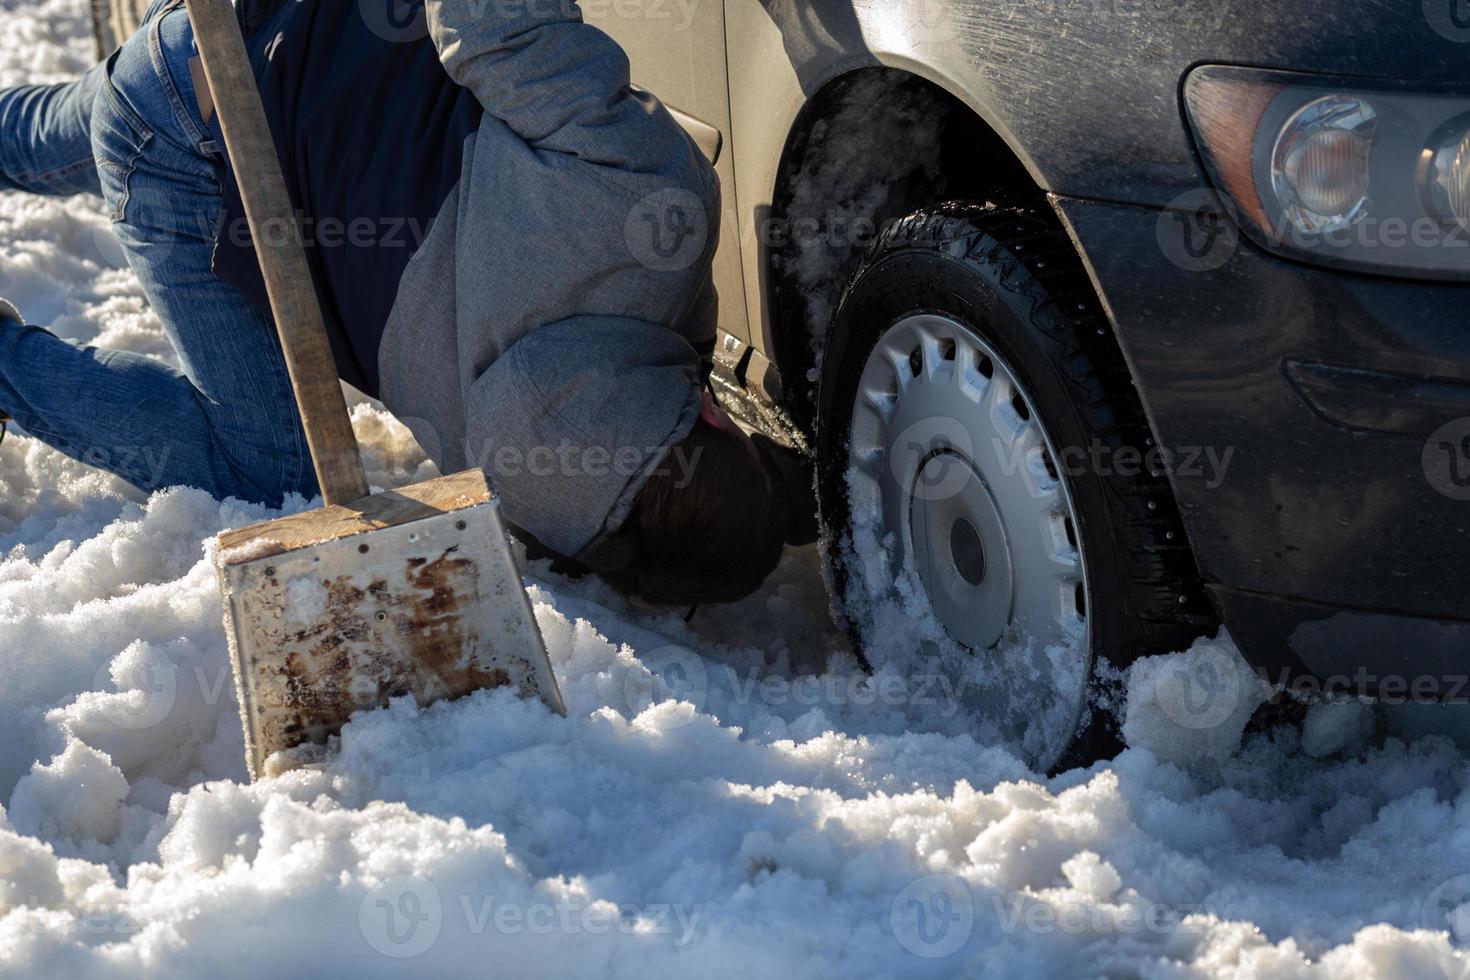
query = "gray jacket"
xmin=377 ymin=0 xmax=719 ymax=557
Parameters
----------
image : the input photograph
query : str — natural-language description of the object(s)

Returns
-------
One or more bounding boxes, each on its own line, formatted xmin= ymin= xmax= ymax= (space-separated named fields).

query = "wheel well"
xmin=766 ymin=67 xmax=1047 ymax=430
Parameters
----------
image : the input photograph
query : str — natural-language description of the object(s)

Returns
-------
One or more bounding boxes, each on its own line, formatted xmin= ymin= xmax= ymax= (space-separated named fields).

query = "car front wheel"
xmin=817 ymin=202 xmax=1213 ymax=772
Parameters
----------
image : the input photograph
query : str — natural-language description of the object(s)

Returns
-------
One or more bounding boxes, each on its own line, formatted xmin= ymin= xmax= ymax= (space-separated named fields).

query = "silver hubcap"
xmin=846 ymin=314 xmax=1092 ymax=767
xmin=910 ymin=455 xmax=1014 ymax=649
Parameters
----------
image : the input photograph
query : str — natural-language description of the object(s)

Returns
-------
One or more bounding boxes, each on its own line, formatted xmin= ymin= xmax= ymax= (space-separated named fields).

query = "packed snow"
xmin=3 ymin=2 xmax=1470 ymax=976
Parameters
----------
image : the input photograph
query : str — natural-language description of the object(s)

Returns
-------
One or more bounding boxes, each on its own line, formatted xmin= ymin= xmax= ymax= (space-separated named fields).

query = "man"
xmin=0 ymin=0 xmax=808 ymax=603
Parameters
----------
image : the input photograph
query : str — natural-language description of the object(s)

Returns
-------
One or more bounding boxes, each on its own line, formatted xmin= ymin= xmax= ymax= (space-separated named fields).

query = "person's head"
xmin=580 ymin=393 xmax=786 ymax=605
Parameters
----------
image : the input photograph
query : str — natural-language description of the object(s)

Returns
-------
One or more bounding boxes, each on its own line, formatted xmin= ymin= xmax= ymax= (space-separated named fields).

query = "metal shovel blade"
xmin=216 ymin=469 xmax=566 ymax=779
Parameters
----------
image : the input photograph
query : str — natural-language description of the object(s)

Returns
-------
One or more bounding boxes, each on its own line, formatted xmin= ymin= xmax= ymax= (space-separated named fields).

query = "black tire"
xmin=817 ymin=202 xmax=1216 ymax=771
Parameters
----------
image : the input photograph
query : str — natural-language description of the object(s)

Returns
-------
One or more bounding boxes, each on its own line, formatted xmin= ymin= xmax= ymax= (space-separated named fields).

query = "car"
xmin=93 ymin=0 xmax=1470 ymax=771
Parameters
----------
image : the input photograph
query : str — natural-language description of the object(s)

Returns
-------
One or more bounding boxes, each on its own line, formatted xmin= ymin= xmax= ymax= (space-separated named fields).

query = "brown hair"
xmin=581 ymin=420 xmax=786 ymax=605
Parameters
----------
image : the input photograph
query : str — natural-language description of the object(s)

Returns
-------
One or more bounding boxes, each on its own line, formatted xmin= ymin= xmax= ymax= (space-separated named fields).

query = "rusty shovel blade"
xmin=215 ymin=469 xmax=566 ymax=779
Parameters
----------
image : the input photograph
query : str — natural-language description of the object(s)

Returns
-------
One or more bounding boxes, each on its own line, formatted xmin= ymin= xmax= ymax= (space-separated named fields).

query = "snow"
xmin=1122 ymin=639 xmax=1272 ymax=766
xmin=2 ymin=2 xmax=1470 ymax=977
xmin=835 ymin=470 xmax=1097 ymax=773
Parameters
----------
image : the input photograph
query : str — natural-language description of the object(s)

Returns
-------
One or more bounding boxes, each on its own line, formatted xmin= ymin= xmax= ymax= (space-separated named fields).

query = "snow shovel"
xmin=187 ymin=0 xmax=565 ymax=780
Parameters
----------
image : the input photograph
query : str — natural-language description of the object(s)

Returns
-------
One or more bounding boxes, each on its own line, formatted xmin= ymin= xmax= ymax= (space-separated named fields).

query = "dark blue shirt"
xmin=213 ymin=0 xmax=483 ymax=396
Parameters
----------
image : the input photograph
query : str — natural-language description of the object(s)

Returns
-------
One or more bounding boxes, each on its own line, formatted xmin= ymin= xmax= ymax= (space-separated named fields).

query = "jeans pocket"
xmin=91 ymin=74 xmax=154 ymax=222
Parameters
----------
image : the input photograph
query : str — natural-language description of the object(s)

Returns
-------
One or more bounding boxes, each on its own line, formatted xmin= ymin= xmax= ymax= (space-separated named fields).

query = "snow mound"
xmin=1122 ymin=638 xmax=1271 ymax=766
xmin=2 ymin=2 xmax=1470 ymax=977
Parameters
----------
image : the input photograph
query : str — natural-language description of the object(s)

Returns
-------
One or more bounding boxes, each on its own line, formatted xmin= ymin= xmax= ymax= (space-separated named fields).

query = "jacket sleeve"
xmin=425 ymin=0 xmax=690 ymax=175
xmin=411 ymin=0 xmax=721 ymax=556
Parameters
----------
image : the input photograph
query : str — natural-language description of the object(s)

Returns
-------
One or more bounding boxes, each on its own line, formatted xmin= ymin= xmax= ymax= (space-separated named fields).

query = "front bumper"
xmin=1054 ymin=193 xmax=1470 ymax=688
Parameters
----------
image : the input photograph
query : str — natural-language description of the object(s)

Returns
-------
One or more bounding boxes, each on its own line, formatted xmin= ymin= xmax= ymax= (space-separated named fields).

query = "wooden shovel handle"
xmin=184 ymin=0 xmax=370 ymax=506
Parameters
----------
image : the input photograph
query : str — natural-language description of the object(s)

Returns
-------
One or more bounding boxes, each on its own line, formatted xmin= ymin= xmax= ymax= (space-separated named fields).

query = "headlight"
xmin=1184 ymin=66 xmax=1470 ymax=280
xmin=1423 ymin=118 xmax=1470 ymax=231
xmin=1271 ymin=96 xmax=1376 ymax=233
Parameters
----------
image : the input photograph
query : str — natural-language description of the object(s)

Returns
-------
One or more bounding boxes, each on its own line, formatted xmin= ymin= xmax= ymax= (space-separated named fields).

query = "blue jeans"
xmin=0 ymin=0 xmax=313 ymax=505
